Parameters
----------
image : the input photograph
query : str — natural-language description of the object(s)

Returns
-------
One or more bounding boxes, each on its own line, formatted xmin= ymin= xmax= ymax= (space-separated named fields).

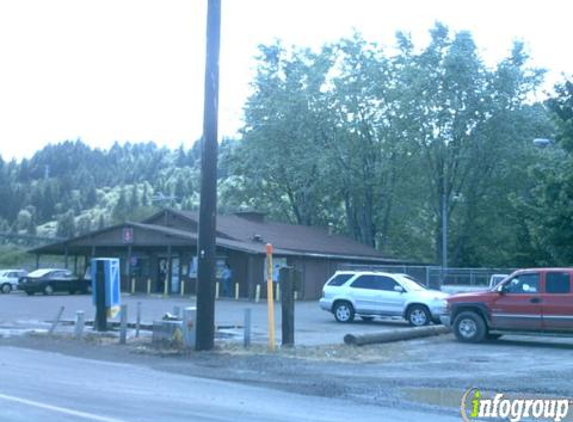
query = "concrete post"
xmin=74 ymin=311 xmax=85 ymax=340
xmin=136 ymin=301 xmax=141 ymax=338
xmin=173 ymin=306 xmax=181 ymax=319
xmin=182 ymin=307 xmax=197 ymax=349
xmin=243 ymin=308 xmax=251 ymax=348
xmin=255 ymin=284 xmax=261 ymax=303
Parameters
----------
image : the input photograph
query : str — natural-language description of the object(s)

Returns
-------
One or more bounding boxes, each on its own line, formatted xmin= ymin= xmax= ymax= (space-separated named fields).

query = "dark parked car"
xmin=18 ymin=268 xmax=90 ymax=296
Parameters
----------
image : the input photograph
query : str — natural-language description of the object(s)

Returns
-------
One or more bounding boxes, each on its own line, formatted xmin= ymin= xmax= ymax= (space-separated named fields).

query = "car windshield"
xmin=27 ymin=269 xmax=53 ymax=277
xmin=396 ymin=275 xmax=426 ymax=291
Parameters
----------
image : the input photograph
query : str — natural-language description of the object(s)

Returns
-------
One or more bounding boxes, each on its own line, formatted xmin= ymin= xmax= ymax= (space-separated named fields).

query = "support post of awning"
xmin=64 ymin=244 xmax=69 ymax=269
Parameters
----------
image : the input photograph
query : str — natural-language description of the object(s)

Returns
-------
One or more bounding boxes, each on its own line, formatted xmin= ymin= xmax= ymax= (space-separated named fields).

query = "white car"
xmin=319 ymin=271 xmax=449 ymax=326
xmin=0 ymin=269 xmax=27 ymax=294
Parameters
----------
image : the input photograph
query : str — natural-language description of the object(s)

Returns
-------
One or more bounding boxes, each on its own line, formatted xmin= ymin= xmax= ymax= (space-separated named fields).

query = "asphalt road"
xmin=0 ymin=346 xmax=459 ymax=422
xmin=0 ymin=292 xmax=409 ymax=345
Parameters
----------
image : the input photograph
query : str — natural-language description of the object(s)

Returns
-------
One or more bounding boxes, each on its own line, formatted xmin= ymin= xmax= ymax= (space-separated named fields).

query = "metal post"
xmin=126 ymin=245 xmax=132 ymax=282
xmin=95 ymin=260 xmax=107 ymax=332
xmin=243 ymin=308 xmax=251 ymax=348
xmin=119 ymin=304 xmax=128 ymax=345
xmin=136 ymin=301 xmax=141 ymax=338
xmin=266 ymin=243 xmax=276 ymax=351
xmin=165 ymin=245 xmax=172 ymax=297
xmin=195 ymin=0 xmax=221 ymax=352
xmin=441 ymin=189 xmax=447 ymax=290
xmin=74 ymin=311 xmax=85 ymax=340
xmin=49 ymin=306 xmax=65 ymax=335
xmin=280 ymin=267 xmax=294 ymax=347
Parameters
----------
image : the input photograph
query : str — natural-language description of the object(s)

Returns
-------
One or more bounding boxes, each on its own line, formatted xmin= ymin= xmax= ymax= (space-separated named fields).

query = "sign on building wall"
xmin=264 ymin=257 xmax=288 ymax=282
xmin=122 ymin=227 xmax=134 ymax=244
xmin=188 ymin=257 xmax=228 ymax=279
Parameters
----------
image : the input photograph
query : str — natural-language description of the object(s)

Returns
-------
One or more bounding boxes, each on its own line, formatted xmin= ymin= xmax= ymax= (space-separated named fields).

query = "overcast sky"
xmin=0 ymin=0 xmax=571 ymax=160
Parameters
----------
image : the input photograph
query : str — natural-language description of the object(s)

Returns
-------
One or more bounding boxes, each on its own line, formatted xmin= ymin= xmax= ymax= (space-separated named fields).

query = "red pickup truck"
xmin=445 ymin=268 xmax=573 ymax=342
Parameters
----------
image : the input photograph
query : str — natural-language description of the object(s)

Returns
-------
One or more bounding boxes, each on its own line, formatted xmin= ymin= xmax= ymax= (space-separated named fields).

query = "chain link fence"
xmin=337 ymin=263 xmax=515 ymax=290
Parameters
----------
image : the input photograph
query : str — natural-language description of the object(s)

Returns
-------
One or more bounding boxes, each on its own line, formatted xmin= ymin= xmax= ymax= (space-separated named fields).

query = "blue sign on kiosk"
xmin=91 ymin=258 xmax=121 ymax=322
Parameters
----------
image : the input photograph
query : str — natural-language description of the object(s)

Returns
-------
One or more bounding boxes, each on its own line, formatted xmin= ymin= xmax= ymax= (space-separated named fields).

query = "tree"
xmin=516 ymin=79 xmax=573 ymax=265
xmin=233 ymin=42 xmax=335 ymax=226
xmin=396 ymin=25 xmax=546 ymax=265
xmin=56 ymin=211 xmax=76 ymax=238
xmin=113 ymin=185 xmax=128 ymax=223
xmin=76 ymin=215 xmax=92 ymax=235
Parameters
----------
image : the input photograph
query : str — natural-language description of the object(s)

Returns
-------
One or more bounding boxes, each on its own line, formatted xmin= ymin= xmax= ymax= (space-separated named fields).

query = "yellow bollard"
xmin=147 ymin=278 xmax=151 ymax=295
xmin=255 ymin=284 xmax=261 ymax=303
xmin=180 ymin=281 xmax=185 ymax=297
xmin=266 ymin=243 xmax=276 ymax=351
xmin=215 ymin=282 xmax=220 ymax=300
xmin=164 ymin=277 xmax=169 ymax=297
xmin=294 ymin=291 xmax=298 ymax=301
xmin=131 ymin=278 xmax=135 ymax=295
xmin=235 ymin=282 xmax=239 ymax=300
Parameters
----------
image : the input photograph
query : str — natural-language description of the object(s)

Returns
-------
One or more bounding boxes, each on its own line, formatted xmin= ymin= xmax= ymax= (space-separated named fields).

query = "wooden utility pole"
xmin=195 ymin=0 xmax=221 ymax=351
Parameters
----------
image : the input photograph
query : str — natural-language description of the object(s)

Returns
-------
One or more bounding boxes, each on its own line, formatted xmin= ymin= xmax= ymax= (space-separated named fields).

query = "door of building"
xmin=171 ymin=257 xmax=180 ymax=294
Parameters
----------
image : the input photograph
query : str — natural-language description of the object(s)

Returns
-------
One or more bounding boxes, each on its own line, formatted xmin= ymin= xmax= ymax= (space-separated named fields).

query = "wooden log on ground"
xmin=344 ymin=325 xmax=451 ymax=346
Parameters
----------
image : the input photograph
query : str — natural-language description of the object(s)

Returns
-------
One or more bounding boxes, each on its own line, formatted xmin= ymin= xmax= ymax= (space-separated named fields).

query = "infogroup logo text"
xmin=461 ymin=388 xmax=571 ymax=422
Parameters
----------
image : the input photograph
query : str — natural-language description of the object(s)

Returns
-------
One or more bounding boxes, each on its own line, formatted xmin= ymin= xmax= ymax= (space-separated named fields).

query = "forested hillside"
xmin=1 ymin=24 xmax=572 ymax=268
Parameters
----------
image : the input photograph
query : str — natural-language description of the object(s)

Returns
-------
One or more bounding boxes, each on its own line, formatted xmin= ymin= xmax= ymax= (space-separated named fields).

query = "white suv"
xmin=319 ymin=271 xmax=449 ymax=326
xmin=0 ymin=269 xmax=27 ymax=294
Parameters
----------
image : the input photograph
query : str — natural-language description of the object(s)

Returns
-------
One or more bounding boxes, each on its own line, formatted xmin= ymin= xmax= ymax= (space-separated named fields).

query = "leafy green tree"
xmin=516 ymin=79 xmax=573 ymax=265
xmin=233 ymin=42 xmax=335 ymax=226
xmin=56 ymin=211 xmax=76 ymax=238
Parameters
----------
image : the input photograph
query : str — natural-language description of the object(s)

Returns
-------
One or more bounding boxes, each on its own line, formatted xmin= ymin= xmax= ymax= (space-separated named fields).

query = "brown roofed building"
xmin=30 ymin=208 xmax=412 ymax=299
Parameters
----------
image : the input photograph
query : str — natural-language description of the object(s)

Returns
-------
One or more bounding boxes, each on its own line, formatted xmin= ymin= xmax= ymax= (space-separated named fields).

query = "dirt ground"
xmin=3 ymin=330 xmax=573 ymax=421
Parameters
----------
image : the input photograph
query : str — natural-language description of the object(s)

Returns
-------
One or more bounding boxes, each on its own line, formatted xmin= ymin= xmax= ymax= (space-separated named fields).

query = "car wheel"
xmin=453 ymin=311 xmax=486 ymax=343
xmin=43 ymin=284 xmax=54 ymax=296
xmin=360 ymin=316 xmax=374 ymax=322
xmin=0 ymin=283 xmax=11 ymax=294
xmin=333 ymin=301 xmax=355 ymax=323
xmin=407 ymin=305 xmax=430 ymax=327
